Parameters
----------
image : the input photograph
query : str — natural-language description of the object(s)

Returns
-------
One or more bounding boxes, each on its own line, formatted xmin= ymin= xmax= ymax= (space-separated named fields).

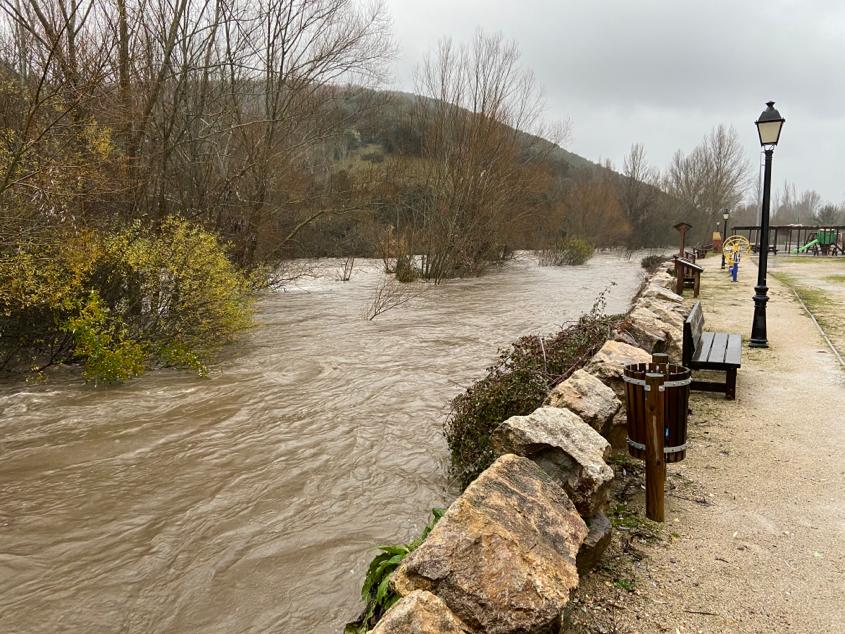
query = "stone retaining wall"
xmin=373 ymin=268 xmax=687 ymax=633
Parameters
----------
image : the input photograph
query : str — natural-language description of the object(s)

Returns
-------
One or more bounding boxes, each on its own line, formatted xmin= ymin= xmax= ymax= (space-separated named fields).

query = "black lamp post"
xmin=720 ymin=209 xmax=730 ymax=269
xmin=749 ymin=101 xmax=785 ymax=348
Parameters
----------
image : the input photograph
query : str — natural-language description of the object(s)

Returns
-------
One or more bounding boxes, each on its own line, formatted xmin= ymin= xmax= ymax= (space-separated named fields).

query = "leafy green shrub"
xmin=0 ymin=217 xmax=253 ymax=382
xmin=537 ymin=236 xmax=595 ymax=266
xmin=445 ymin=304 xmax=619 ymax=489
xmin=63 ymin=291 xmax=146 ymax=383
xmin=640 ymin=254 xmax=667 ymax=273
xmin=345 ymin=508 xmax=445 ymax=633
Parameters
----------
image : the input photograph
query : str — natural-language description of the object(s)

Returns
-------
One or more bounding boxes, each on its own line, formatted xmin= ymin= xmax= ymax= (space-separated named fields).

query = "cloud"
xmin=385 ymin=0 xmax=845 ymax=202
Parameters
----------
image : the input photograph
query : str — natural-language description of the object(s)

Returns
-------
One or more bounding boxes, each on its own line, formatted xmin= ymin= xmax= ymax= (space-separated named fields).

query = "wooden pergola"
xmin=730 ymin=224 xmax=845 ymax=255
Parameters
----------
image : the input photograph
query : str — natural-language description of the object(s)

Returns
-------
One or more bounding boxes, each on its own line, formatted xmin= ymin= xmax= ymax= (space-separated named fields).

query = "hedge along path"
xmin=570 ymin=256 xmax=845 ymax=633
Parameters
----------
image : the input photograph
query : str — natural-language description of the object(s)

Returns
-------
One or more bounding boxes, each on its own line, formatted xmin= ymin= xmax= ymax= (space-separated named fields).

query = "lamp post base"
xmin=749 ymin=285 xmax=769 ymax=348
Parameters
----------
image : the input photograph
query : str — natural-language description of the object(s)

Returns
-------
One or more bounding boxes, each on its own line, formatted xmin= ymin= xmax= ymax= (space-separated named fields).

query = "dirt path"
xmin=568 ymin=255 xmax=845 ymax=633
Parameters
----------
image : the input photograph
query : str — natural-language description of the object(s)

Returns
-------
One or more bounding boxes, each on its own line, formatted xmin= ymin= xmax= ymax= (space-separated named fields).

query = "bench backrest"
xmin=683 ymin=301 xmax=704 ymax=365
xmin=677 ymin=258 xmax=703 ymax=273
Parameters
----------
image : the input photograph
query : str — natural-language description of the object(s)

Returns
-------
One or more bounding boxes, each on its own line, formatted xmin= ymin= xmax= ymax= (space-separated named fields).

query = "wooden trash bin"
xmin=623 ymin=361 xmax=691 ymax=463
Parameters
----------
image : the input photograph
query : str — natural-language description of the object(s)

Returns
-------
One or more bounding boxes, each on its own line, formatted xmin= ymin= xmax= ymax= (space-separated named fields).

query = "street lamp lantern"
xmin=749 ymin=101 xmax=785 ymax=348
xmin=755 ymin=101 xmax=785 ymax=147
xmin=723 ymin=210 xmax=730 ymax=222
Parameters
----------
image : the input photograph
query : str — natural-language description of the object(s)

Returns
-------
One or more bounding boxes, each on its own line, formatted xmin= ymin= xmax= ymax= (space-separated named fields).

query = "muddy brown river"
xmin=0 ymin=253 xmax=646 ymax=633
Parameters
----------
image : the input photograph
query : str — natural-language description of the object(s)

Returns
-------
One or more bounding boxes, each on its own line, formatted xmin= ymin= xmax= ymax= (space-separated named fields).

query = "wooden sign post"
xmin=673 ymin=222 xmax=692 ymax=257
xmin=644 ymin=372 xmax=666 ymax=522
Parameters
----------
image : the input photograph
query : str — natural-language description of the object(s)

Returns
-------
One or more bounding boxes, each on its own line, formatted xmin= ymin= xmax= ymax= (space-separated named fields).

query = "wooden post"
xmin=674 ymin=258 xmax=684 ymax=295
xmin=673 ymin=222 xmax=692 ymax=257
xmin=693 ymin=270 xmax=701 ymax=298
xmin=644 ymin=372 xmax=666 ymax=522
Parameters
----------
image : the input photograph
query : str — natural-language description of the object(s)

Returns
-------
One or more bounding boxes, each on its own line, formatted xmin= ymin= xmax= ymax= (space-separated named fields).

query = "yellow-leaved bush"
xmin=0 ymin=217 xmax=253 ymax=383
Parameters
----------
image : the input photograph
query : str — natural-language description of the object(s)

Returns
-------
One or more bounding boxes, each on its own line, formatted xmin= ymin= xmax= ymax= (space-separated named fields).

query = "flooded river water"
xmin=0 ymin=253 xmax=646 ymax=633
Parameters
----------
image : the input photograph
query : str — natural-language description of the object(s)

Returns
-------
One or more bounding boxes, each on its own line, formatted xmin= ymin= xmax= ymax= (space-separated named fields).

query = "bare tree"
xmin=363 ymin=276 xmax=425 ymax=320
xmin=665 ymin=125 xmax=749 ymax=238
xmin=563 ymin=168 xmax=630 ymax=246
xmin=0 ymin=0 xmax=393 ymax=267
xmin=816 ymin=204 xmax=842 ymax=225
xmin=619 ymin=143 xmax=660 ymax=245
xmin=394 ymin=30 xmax=559 ymax=283
xmin=772 ymin=182 xmax=822 ymax=224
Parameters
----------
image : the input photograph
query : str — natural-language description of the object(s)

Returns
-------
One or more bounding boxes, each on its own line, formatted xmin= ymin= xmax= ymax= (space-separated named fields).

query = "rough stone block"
xmin=583 ymin=340 xmax=651 ymax=400
xmin=621 ymin=307 xmax=683 ymax=361
xmin=606 ymin=409 xmax=629 ymax=452
xmin=545 ymin=369 xmax=621 ymax=435
xmin=370 ymin=590 xmax=471 ymax=634
xmin=492 ymin=407 xmax=614 ymax=518
xmin=392 ymin=454 xmax=588 ymax=633
xmin=576 ymin=512 xmax=613 ymax=574
xmin=640 ymin=283 xmax=684 ymax=304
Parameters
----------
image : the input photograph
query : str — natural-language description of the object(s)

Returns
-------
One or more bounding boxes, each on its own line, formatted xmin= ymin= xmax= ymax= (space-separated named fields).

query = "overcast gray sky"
xmin=385 ymin=0 xmax=845 ymax=206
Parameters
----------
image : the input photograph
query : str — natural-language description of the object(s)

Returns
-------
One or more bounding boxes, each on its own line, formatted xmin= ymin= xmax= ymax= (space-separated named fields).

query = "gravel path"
xmin=568 ymin=255 xmax=845 ymax=633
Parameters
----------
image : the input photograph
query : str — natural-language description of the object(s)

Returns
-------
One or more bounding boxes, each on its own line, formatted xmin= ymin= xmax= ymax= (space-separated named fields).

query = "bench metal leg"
xmin=726 ymin=368 xmax=737 ymax=400
xmin=690 ymin=369 xmax=737 ymax=400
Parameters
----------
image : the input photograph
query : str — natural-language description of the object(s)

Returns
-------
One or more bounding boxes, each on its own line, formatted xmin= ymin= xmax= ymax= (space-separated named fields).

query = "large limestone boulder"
xmin=370 ymin=590 xmax=471 ymax=634
xmin=651 ymin=271 xmax=676 ymax=290
xmin=544 ymin=369 xmax=621 ymax=435
xmin=584 ymin=340 xmax=651 ymax=399
xmin=623 ymin=306 xmax=669 ymax=353
xmin=391 ymin=454 xmax=587 ymax=633
xmin=491 ymin=407 xmax=613 ymax=518
xmin=640 ymin=283 xmax=684 ymax=304
xmin=622 ymin=307 xmax=683 ymax=361
xmin=640 ymin=299 xmax=686 ymax=331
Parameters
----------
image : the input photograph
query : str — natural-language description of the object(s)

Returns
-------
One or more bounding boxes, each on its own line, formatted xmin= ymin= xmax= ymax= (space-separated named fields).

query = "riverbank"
xmin=567 ymin=255 xmax=845 ymax=633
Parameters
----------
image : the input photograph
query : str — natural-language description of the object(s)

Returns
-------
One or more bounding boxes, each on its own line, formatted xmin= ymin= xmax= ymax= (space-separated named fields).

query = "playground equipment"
xmin=732 ymin=224 xmax=845 ymax=256
xmin=792 ymin=229 xmax=842 ymax=255
xmin=723 ymin=235 xmax=751 ymax=282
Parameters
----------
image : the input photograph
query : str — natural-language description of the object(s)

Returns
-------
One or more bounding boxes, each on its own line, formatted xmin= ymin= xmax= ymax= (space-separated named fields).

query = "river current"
xmin=0 ymin=252 xmax=646 ymax=633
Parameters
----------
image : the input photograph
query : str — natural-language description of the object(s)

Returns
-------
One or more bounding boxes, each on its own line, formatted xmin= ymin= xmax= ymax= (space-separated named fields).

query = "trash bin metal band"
xmin=622 ymin=376 xmax=646 ymax=386
xmin=626 ymin=438 xmax=687 ymax=454
xmin=622 ymin=375 xmax=691 ymax=388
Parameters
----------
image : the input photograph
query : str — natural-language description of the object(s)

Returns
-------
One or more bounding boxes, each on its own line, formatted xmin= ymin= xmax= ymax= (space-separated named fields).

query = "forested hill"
xmin=283 ymin=87 xmax=682 ymax=259
xmin=337 ymin=89 xmax=599 ymax=173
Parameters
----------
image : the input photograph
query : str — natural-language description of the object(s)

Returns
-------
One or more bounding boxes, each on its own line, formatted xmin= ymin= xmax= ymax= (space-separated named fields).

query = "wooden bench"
xmin=683 ymin=302 xmax=741 ymax=400
xmin=674 ymin=257 xmax=703 ymax=298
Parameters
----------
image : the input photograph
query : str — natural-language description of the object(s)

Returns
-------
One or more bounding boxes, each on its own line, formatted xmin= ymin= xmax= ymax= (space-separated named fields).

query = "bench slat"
xmin=692 ymin=332 xmax=715 ymax=364
xmin=725 ymin=334 xmax=742 ymax=366
xmin=709 ymin=332 xmax=728 ymax=364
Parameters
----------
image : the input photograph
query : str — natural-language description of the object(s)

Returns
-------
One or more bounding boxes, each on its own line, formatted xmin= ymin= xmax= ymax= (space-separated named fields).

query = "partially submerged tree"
xmin=393 ymin=31 xmax=560 ymax=283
